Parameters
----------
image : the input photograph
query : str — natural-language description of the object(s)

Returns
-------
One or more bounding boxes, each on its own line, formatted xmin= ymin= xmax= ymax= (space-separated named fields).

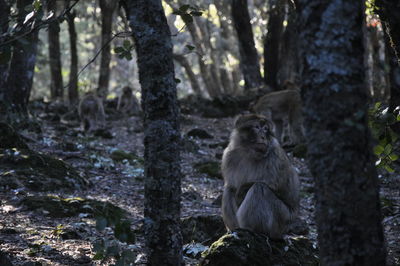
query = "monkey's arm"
xmin=222 ymin=185 xmax=239 ymax=231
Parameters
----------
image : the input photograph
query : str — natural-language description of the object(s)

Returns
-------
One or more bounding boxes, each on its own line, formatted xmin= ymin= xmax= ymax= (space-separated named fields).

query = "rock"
xmin=187 ymin=128 xmax=214 ymax=139
xmin=21 ymin=195 xmax=127 ymax=219
xmin=93 ymin=128 xmax=113 ymax=139
xmin=200 ymin=229 xmax=319 ymax=266
xmin=208 ymin=141 xmax=229 ymax=149
xmin=181 ymin=215 xmax=226 ymax=245
xmin=59 ymin=229 xmax=82 ymax=240
xmin=194 ymin=161 xmax=222 ymax=179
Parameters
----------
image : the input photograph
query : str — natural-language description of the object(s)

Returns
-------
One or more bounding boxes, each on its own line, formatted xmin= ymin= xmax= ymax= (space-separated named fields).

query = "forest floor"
xmin=0 ymin=105 xmax=399 ymax=266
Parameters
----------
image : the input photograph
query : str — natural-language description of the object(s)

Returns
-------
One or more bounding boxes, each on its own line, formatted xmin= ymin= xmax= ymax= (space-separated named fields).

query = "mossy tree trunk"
xmin=46 ymin=0 xmax=63 ymax=100
xmin=298 ymin=1 xmax=387 ymax=265
xmin=231 ymin=0 xmax=264 ymax=89
xmin=4 ymin=0 xmax=39 ymax=117
xmin=124 ymin=0 xmax=182 ymax=265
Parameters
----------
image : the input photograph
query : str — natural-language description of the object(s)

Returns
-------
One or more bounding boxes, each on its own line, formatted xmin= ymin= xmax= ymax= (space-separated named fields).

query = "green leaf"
xmin=96 ymin=216 xmax=107 ymax=231
xmin=123 ymin=40 xmax=131 ymax=49
xmin=179 ymin=4 xmax=190 ymax=12
xmin=185 ymin=44 xmax=195 ymax=51
xmin=374 ymin=145 xmax=384 ymax=156
xmin=33 ymin=0 xmax=41 ymax=11
xmin=114 ymin=47 xmax=125 ymax=54
xmin=389 ymin=154 xmax=399 ymax=161
xmin=190 ymin=11 xmax=203 ymax=16
xmin=397 ymin=114 xmax=400 ymax=121
xmin=383 ymin=164 xmax=394 ymax=173
xmin=172 ymin=10 xmax=183 ymax=16
xmin=181 ymin=14 xmax=193 ymax=24
xmin=384 ymin=144 xmax=392 ymax=155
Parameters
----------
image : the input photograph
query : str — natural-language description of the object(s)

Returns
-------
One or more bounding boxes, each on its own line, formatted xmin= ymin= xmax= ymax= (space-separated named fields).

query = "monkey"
xmin=252 ymin=89 xmax=304 ymax=146
xmin=117 ymin=86 xmax=141 ymax=115
xmin=78 ymin=92 xmax=106 ymax=132
xmin=221 ymin=114 xmax=299 ymax=239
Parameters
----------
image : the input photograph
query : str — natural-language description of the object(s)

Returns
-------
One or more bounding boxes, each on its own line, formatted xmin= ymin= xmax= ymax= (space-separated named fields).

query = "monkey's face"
xmin=235 ymin=114 xmax=275 ymax=152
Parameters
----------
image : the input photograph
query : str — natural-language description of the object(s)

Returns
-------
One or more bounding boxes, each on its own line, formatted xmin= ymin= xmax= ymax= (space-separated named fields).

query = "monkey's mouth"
xmin=252 ymin=143 xmax=268 ymax=153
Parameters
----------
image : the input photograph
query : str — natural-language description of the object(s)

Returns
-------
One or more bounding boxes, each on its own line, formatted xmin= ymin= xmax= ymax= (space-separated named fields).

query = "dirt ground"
xmin=0 ymin=108 xmax=399 ymax=265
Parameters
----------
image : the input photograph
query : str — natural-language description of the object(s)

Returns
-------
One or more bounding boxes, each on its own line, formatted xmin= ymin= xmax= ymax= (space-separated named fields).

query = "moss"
xmin=21 ymin=195 xmax=127 ymax=219
xmin=200 ymin=229 xmax=319 ymax=266
xmin=194 ymin=161 xmax=222 ymax=179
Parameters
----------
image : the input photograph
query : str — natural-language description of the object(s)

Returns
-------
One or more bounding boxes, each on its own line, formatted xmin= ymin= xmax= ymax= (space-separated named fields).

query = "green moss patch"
xmin=21 ymin=195 xmax=127 ymax=219
xmin=200 ymin=229 xmax=319 ymax=266
xmin=194 ymin=161 xmax=222 ymax=179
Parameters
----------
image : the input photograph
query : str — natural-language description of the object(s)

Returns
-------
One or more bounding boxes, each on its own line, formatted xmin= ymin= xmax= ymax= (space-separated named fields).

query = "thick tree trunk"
xmin=298 ymin=1 xmax=387 ymax=265
xmin=125 ymin=1 xmax=182 ymax=265
xmin=66 ymin=9 xmax=79 ymax=106
xmin=98 ymin=0 xmax=117 ymax=98
xmin=173 ymin=53 xmax=202 ymax=96
xmin=264 ymin=0 xmax=285 ymax=88
xmin=0 ymin=0 xmax=10 ymax=95
xmin=232 ymin=0 xmax=264 ymax=89
xmin=5 ymin=0 xmax=39 ymax=116
xmin=47 ymin=0 xmax=63 ymax=100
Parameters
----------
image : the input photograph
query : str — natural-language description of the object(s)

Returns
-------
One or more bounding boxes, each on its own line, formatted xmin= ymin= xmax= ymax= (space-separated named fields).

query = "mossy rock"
xmin=0 ymin=148 xmax=89 ymax=191
xmin=194 ymin=161 xmax=222 ymax=179
xmin=110 ymin=149 xmax=143 ymax=164
xmin=292 ymin=143 xmax=307 ymax=159
xmin=21 ymin=195 xmax=127 ymax=219
xmin=181 ymin=215 xmax=226 ymax=245
xmin=200 ymin=229 xmax=319 ymax=266
xmin=0 ymin=122 xmax=29 ymax=149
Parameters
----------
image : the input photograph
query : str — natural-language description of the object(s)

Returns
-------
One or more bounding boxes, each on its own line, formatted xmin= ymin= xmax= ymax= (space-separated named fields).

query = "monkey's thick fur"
xmin=221 ymin=114 xmax=299 ymax=239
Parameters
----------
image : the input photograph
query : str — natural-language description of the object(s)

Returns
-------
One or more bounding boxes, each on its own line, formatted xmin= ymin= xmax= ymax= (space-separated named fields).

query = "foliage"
xmin=172 ymin=4 xmax=203 ymax=25
xmin=369 ymin=102 xmax=400 ymax=173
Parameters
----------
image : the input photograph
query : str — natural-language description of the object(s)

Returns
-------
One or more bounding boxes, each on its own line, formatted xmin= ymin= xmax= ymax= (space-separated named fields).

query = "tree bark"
xmin=5 ymin=0 xmax=39 ymax=116
xmin=298 ymin=1 xmax=387 ymax=265
xmin=264 ymin=0 xmax=285 ymax=88
xmin=0 ymin=0 xmax=10 ymax=95
xmin=98 ymin=0 xmax=117 ymax=98
xmin=124 ymin=1 xmax=182 ymax=265
xmin=66 ymin=9 xmax=79 ymax=106
xmin=173 ymin=53 xmax=202 ymax=96
xmin=47 ymin=0 xmax=63 ymax=100
xmin=232 ymin=0 xmax=264 ymax=89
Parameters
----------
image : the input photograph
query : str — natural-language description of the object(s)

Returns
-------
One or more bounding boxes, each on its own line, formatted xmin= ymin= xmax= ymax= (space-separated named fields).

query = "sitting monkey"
xmin=78 ymin=92 xmax=106 ymax=132
xmin=221 ymin=114 xmax=300 ymax=239
xmin=117 ymin=86 xmax=141 ymax=116
xmin=252 ymin=88 xmax=304 ymax=145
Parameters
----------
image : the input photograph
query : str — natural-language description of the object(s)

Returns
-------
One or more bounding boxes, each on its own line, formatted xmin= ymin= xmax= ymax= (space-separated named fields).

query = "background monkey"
xmin=117 ymin=86 xmax=141 ymax=115
xmin=78 ymin=92 xmax=106 ymax=132
xmin=252 ymin=89 xmax=304 ymax=145
xmin=221 ymin=114 xmax=299 ymax=239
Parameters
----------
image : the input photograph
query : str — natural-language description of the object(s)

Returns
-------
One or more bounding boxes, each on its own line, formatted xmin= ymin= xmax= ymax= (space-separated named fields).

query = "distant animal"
xmin=117 ymin=86 xmax=141 ymax=115
xmin=78 ymin=92 xmax=106 ymax=132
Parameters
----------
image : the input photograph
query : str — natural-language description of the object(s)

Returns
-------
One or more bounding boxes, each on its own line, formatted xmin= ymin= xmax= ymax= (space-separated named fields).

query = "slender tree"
xmin=0 ymin=0 xmax=10 ymax=93
xmin=173 ymin=53 xmax=202 ymax=96
xmin=4 ymin=0 xmax=39 ymax=117
xmin=47 ymin=0 xmax=63 ymax=100
xmin=124 ymin=0 xmax=182 ymax=265
xmin=263 ymin=0 xmax=285 ymax=88
xmin=232 ymin=0 xmax=264 ymax=89
xmin=66 ymin=8 xmax=79 ymax=106
xmin=97 ymin=0 xmax=117 ymax=98
xmin=298 ymin=1 xmax=387 ymax=265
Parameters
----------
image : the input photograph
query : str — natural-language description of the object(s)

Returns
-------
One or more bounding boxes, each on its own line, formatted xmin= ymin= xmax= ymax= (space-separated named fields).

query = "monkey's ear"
xmin=234 ymin=114 xmax=247 ymax=127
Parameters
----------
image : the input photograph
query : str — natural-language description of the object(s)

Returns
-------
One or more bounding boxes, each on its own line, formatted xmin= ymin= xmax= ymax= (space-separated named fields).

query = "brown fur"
xmin=117 ymin=86 xmax=141 ymax=115
xmin=78 ymin=93 xmax=105 ymax=132
xmin=252 ymin=89 xmax=304 ymax=145
xmin=221 ymin=114 xmax=300 ymax=239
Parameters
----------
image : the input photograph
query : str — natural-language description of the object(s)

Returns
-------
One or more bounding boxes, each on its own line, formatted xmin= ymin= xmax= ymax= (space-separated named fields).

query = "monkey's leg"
xmin=222 ymin=186 xmax=239 ymax=231
xmin=237 ymin=183 xmax=291 ymax=239
xmin=273 ymin=119 xmax=284 ymax=143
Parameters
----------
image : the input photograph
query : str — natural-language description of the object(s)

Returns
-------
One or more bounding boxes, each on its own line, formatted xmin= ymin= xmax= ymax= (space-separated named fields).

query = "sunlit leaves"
xmin=172 ymin=4 xmax=203 ymax=25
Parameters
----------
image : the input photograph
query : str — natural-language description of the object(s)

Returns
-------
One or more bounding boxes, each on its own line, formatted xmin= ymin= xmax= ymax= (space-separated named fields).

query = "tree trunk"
xmin=98 ymin=0 xmax=117 ymax=98
xmin=0 ymin=0 xmax=10 ymax=95
xmin=66 ymin=9 xmax=79 ymax=106
xmin=5 ymin=0 xmax=39 ymax=116
xmin=232 ymin=0 xmax=264 ymax=89
xmin=47 ymin=0 xmax=63 ymax=100
xmin=375 ymin=0 xmax=400 ymax=134
xmin=124 ymin=1 xmax=182 ymax=265
xmin=173 ymin=53 xmax=202 ymax=96
xmin=264 ymin=0 xmax=285 ymax=88
xmin=298 ymin=1 xmax=387 ymax=265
